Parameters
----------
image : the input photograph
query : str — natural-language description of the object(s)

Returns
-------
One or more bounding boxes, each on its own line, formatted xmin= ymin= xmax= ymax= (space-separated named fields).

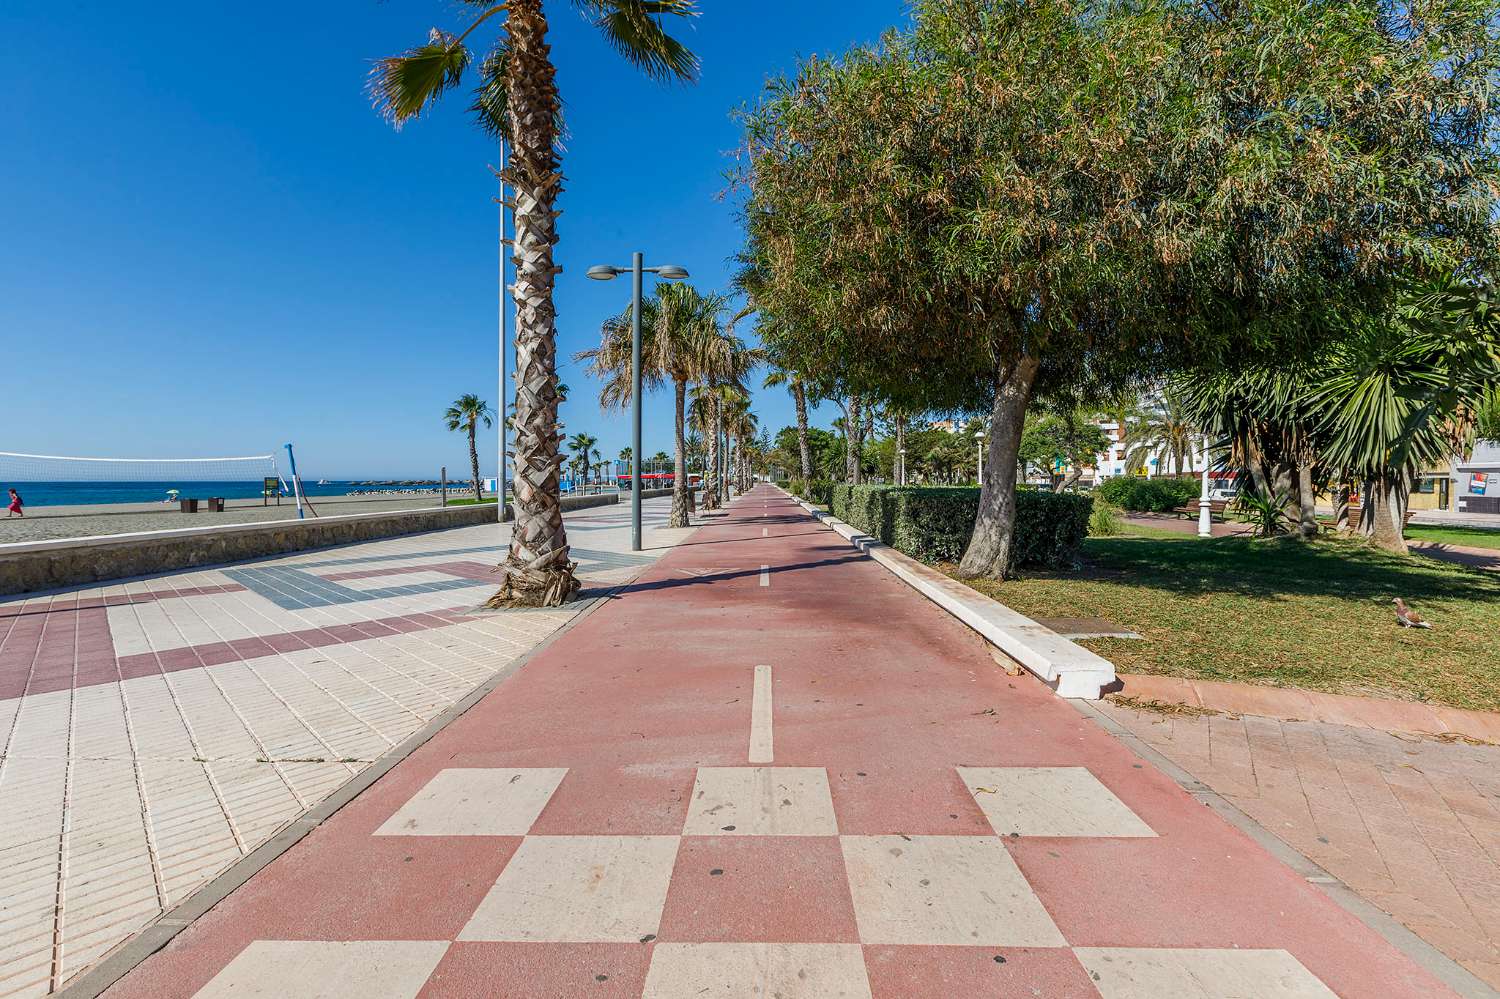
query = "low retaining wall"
xmin=0 ymin=494 xmax=621 ymax=596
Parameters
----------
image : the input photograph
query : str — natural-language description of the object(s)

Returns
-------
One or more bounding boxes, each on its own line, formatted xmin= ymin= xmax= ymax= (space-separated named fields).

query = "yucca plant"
xmin=372 ymin=1 xmax=699 ymax=606
xmin=1235 ymin=489 xmax=1293 ymax=539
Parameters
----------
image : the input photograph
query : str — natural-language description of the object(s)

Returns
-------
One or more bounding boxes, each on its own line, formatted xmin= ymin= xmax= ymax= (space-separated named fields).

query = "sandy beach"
xmin=0 ymin=494 xmax=493 ymax=545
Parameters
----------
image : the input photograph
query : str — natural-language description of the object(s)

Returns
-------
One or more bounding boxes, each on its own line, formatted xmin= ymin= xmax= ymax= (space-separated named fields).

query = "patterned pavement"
xmin=0 ymin=497 xmax=686 ymax=997
xmin=1099 ymin=701 xmax=1500 ymax=991
xmin=98 ymin=487 xmax=1459 ymax=998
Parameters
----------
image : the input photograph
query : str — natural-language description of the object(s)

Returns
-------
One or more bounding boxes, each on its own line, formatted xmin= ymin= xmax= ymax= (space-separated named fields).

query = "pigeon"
xmin=1393 ymin=598 xmax=1433 ymax=629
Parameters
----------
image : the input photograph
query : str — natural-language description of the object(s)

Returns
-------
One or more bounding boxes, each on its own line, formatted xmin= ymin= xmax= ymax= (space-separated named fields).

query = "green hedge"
xmin=824 ymin=484 xmax=1092 ymax=572
xmin=787 ymin=477 xmax=835 ymax=506
xmin=1095 ymin=476 xmax=1199 ymax=512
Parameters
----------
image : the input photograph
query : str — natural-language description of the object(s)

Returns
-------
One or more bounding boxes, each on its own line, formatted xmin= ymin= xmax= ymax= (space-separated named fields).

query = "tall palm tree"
xmin=576 ymin=283 xmax=728 ymax=528
xmin=444 ymin=394 xmax=493 ymax=500
xmin=1123 ymin=391 xmax=1197 ymax=477
xmin=764 ymin=367 xmax=814 ymax=482
xmin=373 ymin=1 xmax=699 ymax=607
xmin=567 ymin=432 xmax=597 ymax=491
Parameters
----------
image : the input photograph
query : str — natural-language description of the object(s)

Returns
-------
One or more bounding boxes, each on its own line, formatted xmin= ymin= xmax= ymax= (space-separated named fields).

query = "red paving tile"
xmin=99 ymin=486 xmax=1460 ymax=997
xmin=657 ymin=837 xmax=860 ymax=943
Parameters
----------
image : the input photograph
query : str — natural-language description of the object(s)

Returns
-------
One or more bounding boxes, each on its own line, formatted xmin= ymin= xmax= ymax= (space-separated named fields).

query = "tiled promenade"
xmin=0 ymin=497 xmax=687 ymax=997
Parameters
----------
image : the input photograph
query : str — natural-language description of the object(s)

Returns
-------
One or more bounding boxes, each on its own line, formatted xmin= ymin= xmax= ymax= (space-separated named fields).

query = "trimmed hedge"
xmin=1095 ymin=475 xmax=1199 ymax=513
xmin=787 ymin=477 xmax=835 ymax=506
xmin=821 ymin=484 xmax=1091 ymax=572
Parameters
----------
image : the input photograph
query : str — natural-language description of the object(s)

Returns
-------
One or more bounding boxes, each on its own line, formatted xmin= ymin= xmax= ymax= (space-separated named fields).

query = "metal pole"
xmin=498 ymin=139 xmax=508 ymax=527
xmin=631 ymin=251 xmax=644 ymax=552
xmin=441 ymin=466 xmax=448 ymax=507
xmin=1197 ymin=435 xmax=1213 ymax=538
xmin=284 ymin=443 xmax=304 ymax=520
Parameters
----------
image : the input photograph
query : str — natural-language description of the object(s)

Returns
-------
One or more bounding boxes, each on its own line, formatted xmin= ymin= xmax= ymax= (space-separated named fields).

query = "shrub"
xmin=835 ymin=485 xmax=1092 ymax=572
xmin=1088 ymin=501 xmax=1124 ymax=537
xmin=788 ymin=477 xmax=835 ymax=505
xmin=1096 ymin=475 xmax=1199 ymax=512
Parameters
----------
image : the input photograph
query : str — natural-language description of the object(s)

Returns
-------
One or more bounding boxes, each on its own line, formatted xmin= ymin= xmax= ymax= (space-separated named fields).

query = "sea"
xmin=6 ymin=481 xmax=444 ymax=508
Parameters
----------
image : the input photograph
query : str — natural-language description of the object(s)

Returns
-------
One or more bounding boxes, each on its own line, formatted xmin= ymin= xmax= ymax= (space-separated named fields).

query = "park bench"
xmin=1171 ymin=499 xmax=1229 ymax=521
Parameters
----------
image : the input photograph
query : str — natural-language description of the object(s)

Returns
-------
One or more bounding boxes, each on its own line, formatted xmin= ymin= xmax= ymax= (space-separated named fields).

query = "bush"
xmin=1095 ymin=475 xmax=1199 ymax=512
xmin=1088 ymin=501 xmax=1124 ymax=537
xmin=787 ymin=477 xmax=835 ymax=506
xmin=829 ymin=485 xmax=1092 ymax=572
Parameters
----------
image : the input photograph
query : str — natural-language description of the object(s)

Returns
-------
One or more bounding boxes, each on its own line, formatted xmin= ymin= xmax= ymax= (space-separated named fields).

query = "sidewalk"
xmin=97 ymin=486 xmax=1461 ymax=997
xmin=0 ymin=497 xmax=690 ymax=998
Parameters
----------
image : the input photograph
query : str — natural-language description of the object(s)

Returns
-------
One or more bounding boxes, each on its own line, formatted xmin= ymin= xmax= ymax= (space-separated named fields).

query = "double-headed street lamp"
xmin=587 ymin=254 xmax=689 ymax=552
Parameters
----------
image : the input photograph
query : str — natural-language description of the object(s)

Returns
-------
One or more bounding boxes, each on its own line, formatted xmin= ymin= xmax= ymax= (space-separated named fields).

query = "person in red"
xmin=6 ymin=489 xmax=22 ymax=518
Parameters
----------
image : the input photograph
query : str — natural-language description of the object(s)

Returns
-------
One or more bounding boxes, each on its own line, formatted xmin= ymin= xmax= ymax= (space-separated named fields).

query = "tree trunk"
xmin=1296 ymin=461 xmax=1317 ymax=539
xmin=486 ymin=0 xmax=577 ymax=608
xmin=1334 ymin=485 xmax=1351 ymax=532
xmin=1366 ymin=473 xmax=1410 ymax=554
xmin=467 ymin=423 xmax=483 ymax=500
xmin=702 ymin=408 xmax=720 ymax=510
xmin=670 ymin=379 xmax=690 ymax=528
xmin=894 ymin=415 xmax=906 ymax=485
xmin=957 ymin=357 xmax=1041 ymax=579
xmin=794 ymin=383 xmax=813 ymax=482
xmin=846 ymin=396 xmax=864 ymax=484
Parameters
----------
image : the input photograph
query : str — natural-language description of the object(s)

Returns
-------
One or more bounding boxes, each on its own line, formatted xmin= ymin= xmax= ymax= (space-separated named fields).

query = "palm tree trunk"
xmin=703 ymin=409 xmax=720 ymax=510
xmin=467 ymin=422 xmax=483 ymax=500
xmin=1366 ymin=472 xmax=1410 ymax=554
xmin=1296 ymin=460 xmax=1317 ymax=539
xmin=844 ymin=397 xmax=860 ymax=484
xmin=957 ymin=356 xmax=1040 ymax=579
xmin=1334 ymin=484 xmax=1351 ymax=532
xmin=794 ymin=383 xmax=813 ymax=482
xmin=894 ymin=414 xmax=906 ymax=485
xmin=487 ymin=0 xmax=577 ymax=608
xmin=670 ymin=379 xmax=690 ymax=528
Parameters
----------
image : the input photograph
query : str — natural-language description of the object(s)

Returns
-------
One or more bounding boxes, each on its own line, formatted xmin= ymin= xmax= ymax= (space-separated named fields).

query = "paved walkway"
xmin=0 ymin=497 xmax=689 ymax=997
xmin=1100 ymin=702 xmax=1500 ymax=990
xmin=92 ymin=486 xmax=1462 ymax=997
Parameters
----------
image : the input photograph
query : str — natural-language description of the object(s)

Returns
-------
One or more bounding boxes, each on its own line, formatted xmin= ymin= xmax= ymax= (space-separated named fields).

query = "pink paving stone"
xmin=827 ymin=763 xmax=994 ymax=837
xmin=523 ymin=764 xmax=695 ymax=837
xmin=656 ymin=837 xmax=860 ymax=944
xmin=862 ymin=945 xmax=1099 ymax=999
xmin=417 ymin=942 xmax=652 ymax=998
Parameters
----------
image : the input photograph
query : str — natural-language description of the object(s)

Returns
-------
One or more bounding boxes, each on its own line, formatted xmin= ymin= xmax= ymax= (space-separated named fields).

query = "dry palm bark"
xmin=487 ymin=0 xmax=577 ymax=608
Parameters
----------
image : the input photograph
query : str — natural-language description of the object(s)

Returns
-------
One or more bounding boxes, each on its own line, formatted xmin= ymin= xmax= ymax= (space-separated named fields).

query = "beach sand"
xmin=0 ymin=494 xmax=492 ymax=544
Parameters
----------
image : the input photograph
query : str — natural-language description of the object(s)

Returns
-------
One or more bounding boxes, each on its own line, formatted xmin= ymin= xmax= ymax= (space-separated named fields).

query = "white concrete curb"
xmin=785 ymin=490 xmax=1116 ymax=700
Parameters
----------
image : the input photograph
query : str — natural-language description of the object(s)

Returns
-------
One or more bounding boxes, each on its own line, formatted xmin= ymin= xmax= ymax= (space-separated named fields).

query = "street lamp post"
xmin=587 ymin=256 xmax=689 ymax=552
xmin=973 ymin=430 xmax=986 ymax=487
xmin=1197 ymin=435 xmax=1213 ymax=539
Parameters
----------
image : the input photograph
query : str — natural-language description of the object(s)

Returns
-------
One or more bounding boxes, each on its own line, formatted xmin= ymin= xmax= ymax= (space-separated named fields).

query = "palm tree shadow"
xmin=583 ymin=553 xmax=870 ymax=598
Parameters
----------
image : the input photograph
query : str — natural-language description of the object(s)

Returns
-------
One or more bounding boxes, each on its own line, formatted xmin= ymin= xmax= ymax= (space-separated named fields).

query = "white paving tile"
xmin=1074 ymin=948 xmax=1338 ymax=998
xmin=840 ymin=835 xmax=1064 ymax=946
xmin=958 ymin=766 xmax=1155 ymax=838
xmin=192 ymin=940 xmax=449 ymax=999
xmin=375 ymin=768 xmax=567 ymax=837
xmin=643 ymin=943 xmax=872 ymax=998
xmin=683 ymin=768 xmax=838 ymax=836
xmin=458 ymin=835 xmax=680 ymax=943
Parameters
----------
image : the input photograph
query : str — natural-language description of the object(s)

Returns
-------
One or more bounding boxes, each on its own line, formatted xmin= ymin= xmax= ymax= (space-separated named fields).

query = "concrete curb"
xmin=779 ymin=488 xmax=1115 ymax=699
xmin=54 ymin=555 xmax=639 ymax=998
xmin=1072 ymin=697 xmax=1500 ymax=999
xmin=1115 ymin=673 xmax=1500 ymax=744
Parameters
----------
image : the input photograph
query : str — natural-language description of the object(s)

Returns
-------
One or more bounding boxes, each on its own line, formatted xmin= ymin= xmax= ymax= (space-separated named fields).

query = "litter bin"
xmin=179 ymin=498 xmax=199 ymax=513
xmin=206 ymin=497 xmax=225 ymax=512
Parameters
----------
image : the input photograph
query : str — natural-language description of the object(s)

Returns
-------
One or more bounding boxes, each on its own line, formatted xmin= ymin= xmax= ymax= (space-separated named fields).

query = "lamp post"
xmin=1197 ymin=435 xmax=1213 ymax=539
xmin=897 ymin=447 xmax=907 ymax=486
xmin=973 ymin=430 xmax=986 ymax=487
xmin=587 ymin=255 xmax=689 ymax=552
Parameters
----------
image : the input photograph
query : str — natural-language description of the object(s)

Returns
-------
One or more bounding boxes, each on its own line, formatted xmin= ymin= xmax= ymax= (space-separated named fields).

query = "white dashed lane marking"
xmin=749 ymin=664 xmax=773 ymax=763
xmin=759 ymin=565 xmax=770 ymax=587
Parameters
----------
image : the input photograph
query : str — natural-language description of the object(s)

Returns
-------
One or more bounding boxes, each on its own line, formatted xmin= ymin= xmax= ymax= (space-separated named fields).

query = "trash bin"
xmin=179 ymin=498 xmax=199 ymax=513
xmin=206 ymin=497 xmax=225 ymax=512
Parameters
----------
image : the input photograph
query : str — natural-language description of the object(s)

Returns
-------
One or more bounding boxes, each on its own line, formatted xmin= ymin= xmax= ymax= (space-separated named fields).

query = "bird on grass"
xmin=1393 ymin=598 xmax=1433 ymax=630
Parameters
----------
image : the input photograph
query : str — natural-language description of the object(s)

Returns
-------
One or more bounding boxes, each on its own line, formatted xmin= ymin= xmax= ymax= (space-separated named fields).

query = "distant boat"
xmin=317 ymin=479 xmax=330 ymax=485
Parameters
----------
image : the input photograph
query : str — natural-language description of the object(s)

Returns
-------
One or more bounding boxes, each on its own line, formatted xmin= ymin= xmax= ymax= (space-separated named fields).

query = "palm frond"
xmin=468 ymin=43 xmax=512 ymax=140
xmin=370 ymin=29 xmax=472 ymax=126
xmin=576 ymin=0 xmax=700 ymax=83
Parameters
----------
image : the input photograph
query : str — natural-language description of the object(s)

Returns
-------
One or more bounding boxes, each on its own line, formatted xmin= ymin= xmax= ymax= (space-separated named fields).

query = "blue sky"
xmin=0 ymin=2 xmax=908 ymax=480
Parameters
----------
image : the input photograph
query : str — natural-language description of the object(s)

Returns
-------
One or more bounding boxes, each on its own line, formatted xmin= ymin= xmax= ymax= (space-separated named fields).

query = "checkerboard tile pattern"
xmin=200 ymin=764 xmax=1340 ymax=997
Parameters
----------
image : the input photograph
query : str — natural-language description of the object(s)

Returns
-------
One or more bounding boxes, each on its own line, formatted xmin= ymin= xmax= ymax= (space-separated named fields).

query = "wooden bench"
xmin=1171 ymin=500 xmax=1229 ymax=521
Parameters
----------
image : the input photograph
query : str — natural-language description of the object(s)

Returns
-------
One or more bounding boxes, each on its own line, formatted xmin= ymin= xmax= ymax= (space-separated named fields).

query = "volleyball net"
xmin=0 ymin=451 xmax=282 ymax=483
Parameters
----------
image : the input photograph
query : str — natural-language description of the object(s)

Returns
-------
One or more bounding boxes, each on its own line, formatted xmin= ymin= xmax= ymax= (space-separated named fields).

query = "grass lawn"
xmin=1406 ymin=524 xmax=1500 ymax=551
xmin=445 ymin=497 xmax=499 ymax=506
xmin=952 ymin=532 xmax=1500 ymax=712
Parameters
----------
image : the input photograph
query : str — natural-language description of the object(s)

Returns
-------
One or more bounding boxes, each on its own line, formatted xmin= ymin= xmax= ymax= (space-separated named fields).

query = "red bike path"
xmin=101 ymin=485 xmax=1453 ymax=998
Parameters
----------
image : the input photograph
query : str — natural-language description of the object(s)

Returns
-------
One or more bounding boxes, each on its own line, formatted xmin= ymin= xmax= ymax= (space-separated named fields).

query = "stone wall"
xmin=0 ymin=494 xmax=621 ymax=597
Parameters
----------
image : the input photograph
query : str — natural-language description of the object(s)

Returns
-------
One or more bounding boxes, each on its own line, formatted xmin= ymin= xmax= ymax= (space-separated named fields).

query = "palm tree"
xmin=576 ymin=282 xmax=728 ymax=528
xmin=444 ymin=394 xmax=493 ymax=500
xmin=764 ymin=367 xmax=814 ymax=481
xmin=373 ymin=1 xmax=699 ymax=607
xmin=1123 ymin=391 xmax=1197 ymax=477
xmin=568 ymin=432 xmax=597 ymax=492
